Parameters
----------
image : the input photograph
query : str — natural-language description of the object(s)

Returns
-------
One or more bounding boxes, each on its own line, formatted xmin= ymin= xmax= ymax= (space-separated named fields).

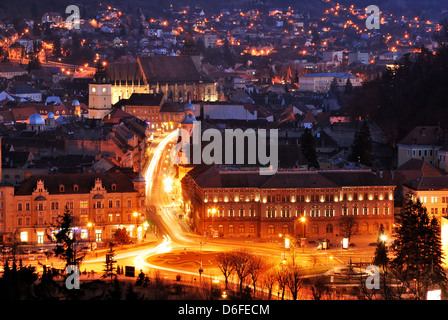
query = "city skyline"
xmin=0 ymin=0 xmax=447 ymax=307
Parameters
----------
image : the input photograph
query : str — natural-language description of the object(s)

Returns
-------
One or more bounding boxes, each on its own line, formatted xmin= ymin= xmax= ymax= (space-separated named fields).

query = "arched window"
xmin=239 ymin=225 xmax=245 ymax=234
xmin=282 ymin=224 xmax=289 ymax=235
xmin=267 ymin=225 xmax=275 ymax=235
xmin=229 ymin=225 xmax=234 ymax=235
xmin=249 ymin=224 xmax=255 ymax=234
xmin=312 ymin=223 xmax=319 ymax=234
xmin=326 ymin=224 xmax=333 ymax=234
xmin=362 ymin=222 xmax=369 ymax=233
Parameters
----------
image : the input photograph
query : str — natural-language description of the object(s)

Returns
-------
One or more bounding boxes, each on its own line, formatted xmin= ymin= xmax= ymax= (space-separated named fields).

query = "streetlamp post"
xmin=199 ymin=241 xmax=206 ymax=282
xmin=87 ymin=222 xmax=93 ymax=250
xmin=133 ymin=212 xmax=139 ymax=242
xmin=300 ymin=216 xmax=306 ymax=252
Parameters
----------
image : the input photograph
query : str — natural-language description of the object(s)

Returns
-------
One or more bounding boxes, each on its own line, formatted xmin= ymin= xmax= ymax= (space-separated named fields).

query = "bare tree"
xmin=248 ymin=255 xmax=267 ymax=299
xmin=216 ymin=252 xmax=234 ymax=290
xmin=230 ymin=249 xmax=253 ymax=293
xmin=285 ymin=264 xmax=304 ymax=300
xmin=262 ymin=267 xmax=277 ymax=300
xmin=339 ymin=216 xmax=359 ymax=243
xmin=307 ymin=275 xmax=330 ymax=300
xmin=276 ymin=268 xmax=288 ymax=300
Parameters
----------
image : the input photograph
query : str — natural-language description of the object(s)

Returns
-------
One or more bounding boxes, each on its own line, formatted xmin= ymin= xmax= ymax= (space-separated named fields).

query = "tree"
xmin=300 ymin=128 xmax=320 ymax=169
xmin=248 ymin=255 xmax=267 ymax=298
xmin=330 ymin=77 xmax=339 ymax=95
xmin=27 ymin=54 xmax=41 ymax=72
xmin=373 ymin=224 xmax=388 ymax=270
xmin=53 ymin=36 xmax=62 ymax=58
xmin=113 ymin=228 xmax=131 ymax=245
xmin=51 ymin=207 xmax=86 ymax=267
xmin=391 ymin=193 xmax=447 ymax=298
xmin=216 ymin=252 xmax=234 ymax=290
xmin=344 ymin=77 xmax=353 ymax=95
xmin=102 ymin=242 xmax=117 ymax=282
xmin=285 ymin=264 xmax=304 ymax=300
xmin=230 ymin=249 xmax=253 ymax=294
xmin=339 ymin=216 xmax=359 ymax=243
xmin=262 ymin=267 xmax=276 ymax=300
xmin=349 ymin=120 xmax=373 ymax=166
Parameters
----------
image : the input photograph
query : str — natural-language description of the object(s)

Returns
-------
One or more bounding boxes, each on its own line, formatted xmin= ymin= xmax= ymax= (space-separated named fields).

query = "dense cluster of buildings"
xmin=0 ymin=2 xmax=445 ymax=248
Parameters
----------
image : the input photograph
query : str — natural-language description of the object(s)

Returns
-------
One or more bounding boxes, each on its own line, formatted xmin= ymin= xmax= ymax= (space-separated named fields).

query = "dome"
xmin=47 ymin=112 xmax=55 ymax=119
xmin=72 ymin=99 xmax=80 ymax=107
xmin=28 ymin=113 xmax=45 ymax=125
xmin=181 ymin=113 xmax=197 ymax=124
xmin=185 ymin=102 xmax=195 ymax=112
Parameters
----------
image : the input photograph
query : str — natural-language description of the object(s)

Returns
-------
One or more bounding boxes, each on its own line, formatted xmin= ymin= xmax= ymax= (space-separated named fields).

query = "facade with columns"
xmin=181 ymin=165 xmax=395 ymax=241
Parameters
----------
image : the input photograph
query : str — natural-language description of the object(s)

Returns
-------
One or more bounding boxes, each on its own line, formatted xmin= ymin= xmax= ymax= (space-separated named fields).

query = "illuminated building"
xmin=1 ymin=171 xmax=146 ymax=245
xmin=182 ymin=165 xmax=395 ymax=239
xmin=298 ymin=72 xmax=362 ymax=92
xmin=88 ymin=64 xmax=113 ymax=119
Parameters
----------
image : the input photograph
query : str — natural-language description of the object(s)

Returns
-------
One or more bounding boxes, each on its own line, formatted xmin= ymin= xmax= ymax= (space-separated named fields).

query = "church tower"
xmin=88 ymin=63 xmax=112 ymax=119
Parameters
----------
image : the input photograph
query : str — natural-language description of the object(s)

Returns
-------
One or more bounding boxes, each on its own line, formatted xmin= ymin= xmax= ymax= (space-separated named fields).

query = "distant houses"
xmin=298 ymin=72 xmax=362 ymax=92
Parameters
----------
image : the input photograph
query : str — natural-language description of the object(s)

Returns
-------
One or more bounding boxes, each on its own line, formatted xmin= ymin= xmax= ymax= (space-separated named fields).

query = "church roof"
xmin=138 ymin=56 xmax=203 ymax=84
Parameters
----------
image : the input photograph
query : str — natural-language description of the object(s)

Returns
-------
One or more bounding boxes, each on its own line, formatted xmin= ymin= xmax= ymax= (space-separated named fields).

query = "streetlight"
xmin=133 ymin=212 xmax=140 ymax=241
xmin=199 ymin=242 xmax=206 ymax=282
xmin=87 ymin=222 xmax=93 ymax=250
xmin=300 ymin=216 xmax=306 ymax=251
xmin=208 ymin=207 xmax=216 ymax=237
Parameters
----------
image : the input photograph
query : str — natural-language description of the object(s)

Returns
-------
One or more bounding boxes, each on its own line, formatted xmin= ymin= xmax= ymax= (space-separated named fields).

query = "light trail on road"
xmin=144 ymin=130 xmax=178 ymax=197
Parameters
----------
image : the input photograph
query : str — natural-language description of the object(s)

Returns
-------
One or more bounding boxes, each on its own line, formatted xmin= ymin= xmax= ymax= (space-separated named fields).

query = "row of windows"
xmin=207 ymin=192 xmax=393 ymax=203
xmin=207 ymin=205 xmax=390 ymax=218
xmin=17 ymin=199 xmax=138 ymax=211
xmin=208 ymin=221 xmax=388 ymax=236
xmin=17 ymin=212 xmax=138 ymax=226
xmin=420 ymin=196 xmax=447 ymax=204
xmin=408 ymin=149 xmax=434 ymax=158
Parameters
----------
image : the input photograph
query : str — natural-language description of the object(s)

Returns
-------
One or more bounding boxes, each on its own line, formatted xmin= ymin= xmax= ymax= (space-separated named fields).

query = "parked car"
xmin=1 ymin=247 xmax=12 ymax=253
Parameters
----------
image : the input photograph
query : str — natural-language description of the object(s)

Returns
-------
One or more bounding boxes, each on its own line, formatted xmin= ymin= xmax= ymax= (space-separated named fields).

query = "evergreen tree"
xmin=51 ymin=207 xmax=86 ymax=267
xmin=425 ymin=216 xmax=447 ymax=289
xmin=373 ymin=224 xmax=388 ymax=270
xmin=344 ymin=78 xmax=353 ymax=95
xmin=300 ymin=128 xmax=320 ymax=169
xmin=349 ymin=120 xmax=373 ymax=166
xmin=330 ymin=77 xmax=338 ymax=95
xmin=102 ymin=242 xmax=117 ymax=282
xmin=391 ymin=193 xmax=447 ymax=298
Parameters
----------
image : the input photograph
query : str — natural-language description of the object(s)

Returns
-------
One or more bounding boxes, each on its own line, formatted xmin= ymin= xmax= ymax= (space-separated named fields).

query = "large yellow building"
xmin=0 ymin=171 xmax=147 ymax=246
xmin=182 ymin=165 xmax=395 ymax=241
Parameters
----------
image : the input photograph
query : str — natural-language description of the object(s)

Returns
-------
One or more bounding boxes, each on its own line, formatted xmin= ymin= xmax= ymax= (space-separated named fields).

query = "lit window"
xmin=20 ymin=231 xmax=28 ymax=242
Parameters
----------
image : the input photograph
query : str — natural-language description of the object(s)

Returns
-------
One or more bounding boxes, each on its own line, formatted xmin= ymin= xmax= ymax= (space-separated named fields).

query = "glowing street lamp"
xmin=163 ymin=177 xmax=173 ymax=193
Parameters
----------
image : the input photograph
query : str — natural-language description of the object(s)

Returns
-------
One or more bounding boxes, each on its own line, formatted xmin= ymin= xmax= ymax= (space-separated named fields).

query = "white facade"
xmin=299 ymin=73 xmax=362 ymax=92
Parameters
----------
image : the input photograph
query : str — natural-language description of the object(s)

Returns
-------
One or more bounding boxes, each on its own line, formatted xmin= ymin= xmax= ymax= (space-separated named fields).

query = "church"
xmin=105 ymin=36 xmax=218 ymax=105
